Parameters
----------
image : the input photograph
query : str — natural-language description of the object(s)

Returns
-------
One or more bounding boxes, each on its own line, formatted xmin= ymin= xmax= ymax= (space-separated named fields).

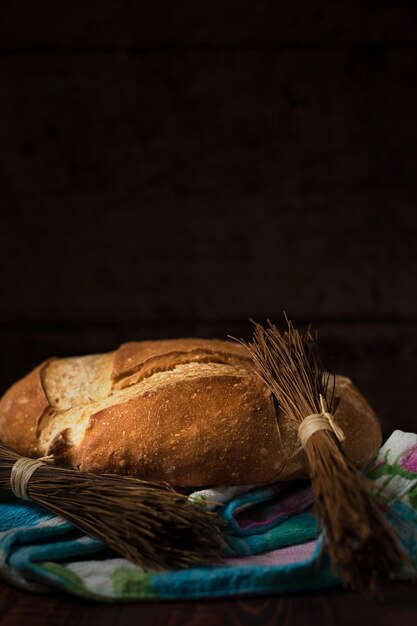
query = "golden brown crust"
xmin=0 ymin=360 xmax=52 ymax=456
xmin=63 ymin=372 xmax=282 ymax=486
xmin=112 ymin=338 xmax=252 ymax=385
xmin=0 ymin=338 xmax=383 ymax=487
xmin=332 ymin=375 xmax=382 ymax=468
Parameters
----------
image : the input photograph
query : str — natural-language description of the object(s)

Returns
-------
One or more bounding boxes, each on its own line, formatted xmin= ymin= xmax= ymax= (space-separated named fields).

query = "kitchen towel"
xmin=0 ymin=430 xmax=416 ymax=601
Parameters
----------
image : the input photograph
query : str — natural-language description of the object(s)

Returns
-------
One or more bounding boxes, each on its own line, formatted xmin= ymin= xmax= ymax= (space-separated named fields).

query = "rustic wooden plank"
xmin=0 ymin=51 xmax=415 ymax=323
xmin=1 ymin=579 xmax=417 ymax=626
xmin=1 ymin=1 xmax=417 ymax=48
xmin=0 ymin=322 xmax=415 ymax=437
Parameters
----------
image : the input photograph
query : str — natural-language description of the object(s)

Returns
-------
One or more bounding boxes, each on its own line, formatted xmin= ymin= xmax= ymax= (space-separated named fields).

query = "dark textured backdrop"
xmin=0 ymin=2 xmax=416 ymax=436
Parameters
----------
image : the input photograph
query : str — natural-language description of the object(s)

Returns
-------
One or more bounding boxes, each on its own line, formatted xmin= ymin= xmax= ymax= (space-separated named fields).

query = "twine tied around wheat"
xmin=297 ymin=393 xmax=345 ymax=449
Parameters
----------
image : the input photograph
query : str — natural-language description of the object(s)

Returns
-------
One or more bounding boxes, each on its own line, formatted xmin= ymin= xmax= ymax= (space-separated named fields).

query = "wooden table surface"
xmin=1 ymin=579 xmax=417 ymax=625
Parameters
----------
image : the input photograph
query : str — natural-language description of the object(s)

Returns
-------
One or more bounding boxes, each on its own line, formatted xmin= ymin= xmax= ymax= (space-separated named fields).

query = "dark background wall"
xmin=0 ymin=2 xmax=416 ymax=435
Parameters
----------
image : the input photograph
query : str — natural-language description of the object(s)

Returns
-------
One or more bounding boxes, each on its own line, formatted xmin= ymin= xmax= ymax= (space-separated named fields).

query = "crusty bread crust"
xmin=0 ymin=338 xmax=382 ymax=486
xmin=0 ymin=360 xmax=51 ymax=456
xmin=112 ymin=338 xmax=253 ymax=385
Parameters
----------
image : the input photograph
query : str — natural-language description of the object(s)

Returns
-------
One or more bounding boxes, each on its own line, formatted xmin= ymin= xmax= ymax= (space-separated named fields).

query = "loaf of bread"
xmin=0 ymin=338 xmax=382 ymax=487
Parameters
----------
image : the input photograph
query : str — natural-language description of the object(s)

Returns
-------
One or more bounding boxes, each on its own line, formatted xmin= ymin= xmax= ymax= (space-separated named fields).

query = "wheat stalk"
xmin=237 ymin=316 xmax=409 ymax=590
xmin=0 ymin=441 xmax=224 ymax=570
